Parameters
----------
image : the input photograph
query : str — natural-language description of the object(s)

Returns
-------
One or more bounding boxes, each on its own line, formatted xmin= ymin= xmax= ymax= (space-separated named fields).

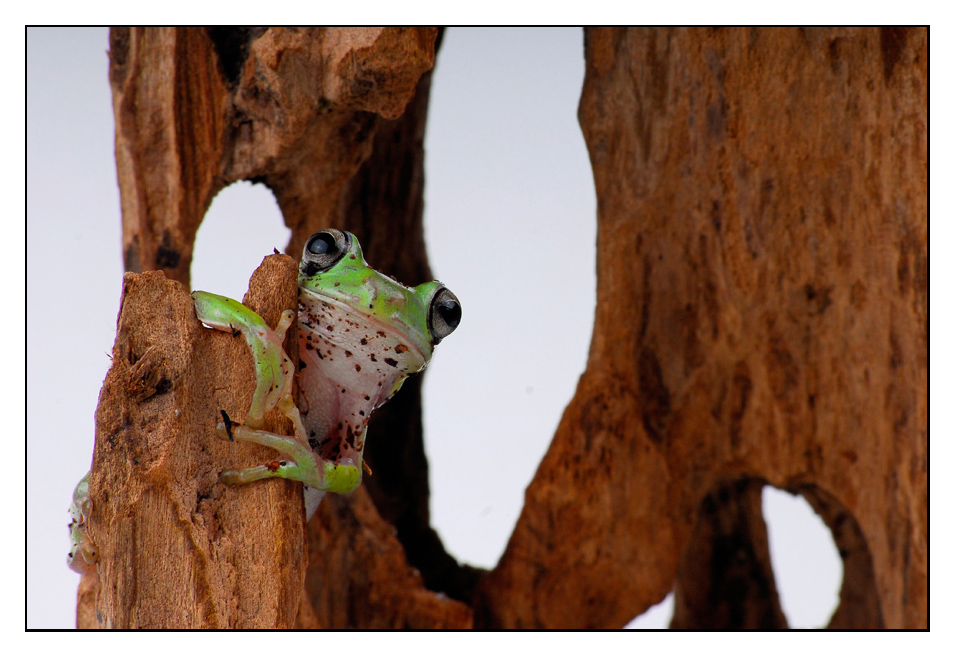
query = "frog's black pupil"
xmin=437 ymin=300 xmax=461 ymax=330
xmin=308 ymin=233 xmax=335 ymax=256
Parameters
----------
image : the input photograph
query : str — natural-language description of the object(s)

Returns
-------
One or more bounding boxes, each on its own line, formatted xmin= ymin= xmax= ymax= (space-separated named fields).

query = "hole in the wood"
xmin=625 ymin=591 xmax=674 ymax=629
xmin=422 ymin=27 xmax=596 ymax=573
xmin=622 ymin=485 xmax=842 ymax=629
xmin=192 ymin=181 xmax=290 ymax=301
xmin=762 ymin=486 xmax=842 ymax=628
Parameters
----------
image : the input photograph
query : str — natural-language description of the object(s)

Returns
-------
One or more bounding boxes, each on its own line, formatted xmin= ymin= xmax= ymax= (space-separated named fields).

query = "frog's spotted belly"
xmin=299 ymin=298 xmax=425 ymax=374
xmin=296 ymin=296 xmax=427 ymax=464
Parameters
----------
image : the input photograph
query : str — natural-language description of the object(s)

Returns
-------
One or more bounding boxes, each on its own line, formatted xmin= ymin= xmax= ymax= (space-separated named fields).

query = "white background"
xmin=27 ymin=27 xmax=844 ymax=629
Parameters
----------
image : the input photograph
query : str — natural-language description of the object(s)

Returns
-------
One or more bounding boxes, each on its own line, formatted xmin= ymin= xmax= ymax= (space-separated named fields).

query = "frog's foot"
xmin=68 ymin=472 xmax=99 ymax=574
xmin=216 ymin=418 xmax=362 ymax=495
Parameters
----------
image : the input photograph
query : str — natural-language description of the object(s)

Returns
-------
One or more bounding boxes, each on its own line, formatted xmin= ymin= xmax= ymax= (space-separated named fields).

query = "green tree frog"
xmin=68 ymin=229 xmax=460 ymax=573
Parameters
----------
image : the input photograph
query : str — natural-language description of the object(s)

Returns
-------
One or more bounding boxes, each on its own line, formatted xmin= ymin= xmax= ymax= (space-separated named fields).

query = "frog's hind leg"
xmin=217 ymin=420 xmax=362 ymax=495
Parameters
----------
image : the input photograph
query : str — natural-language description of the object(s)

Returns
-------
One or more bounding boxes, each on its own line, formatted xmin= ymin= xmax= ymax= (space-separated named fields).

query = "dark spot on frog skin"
xmin=344 ymin=425 xmax=358 ymax=448
xmin=327 ymin=325 xmax=334 ymax=331
xmin=355 ymin=364 xmax=361 ymax=372
xmin=364 ymin=395 xmax=371 ymax=401
xmin=369 ymin=354 xmax=377 ymax=362
xmin=299 ymin=360 xmax=307 ymax=370
xmin=394 ymin=344 xmax=409 ymax=354
xmin=345 ymin=350 xmax=352 ymax=357
xmin=384 ymin=357 xmax=398 ymax=368
xmin=377 ymin=331 xmax=386 ymax=337
xmin=359 ymin=410 xmax=365 ymax=416
xmin=360 ymin=337 xmax=369 ymax=345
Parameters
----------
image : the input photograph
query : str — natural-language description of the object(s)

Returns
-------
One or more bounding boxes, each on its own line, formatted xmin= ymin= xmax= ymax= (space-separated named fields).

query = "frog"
xmin=68 ymin=229 xmax=461 ymax=573
xmin=67 ymin=473 xmax=97 ymax=575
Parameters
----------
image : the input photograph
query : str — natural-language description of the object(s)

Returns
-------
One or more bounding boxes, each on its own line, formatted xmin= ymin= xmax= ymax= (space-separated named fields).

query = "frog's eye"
xmin=428 ymin=287 xmax=461 ymax=344
xmin=302 ymin=230 xmax=351 ymax=276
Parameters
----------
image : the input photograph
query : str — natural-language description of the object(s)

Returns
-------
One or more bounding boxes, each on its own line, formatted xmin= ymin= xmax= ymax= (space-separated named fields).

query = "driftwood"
xmin=79 ymin=27 xmax=926 ymax=629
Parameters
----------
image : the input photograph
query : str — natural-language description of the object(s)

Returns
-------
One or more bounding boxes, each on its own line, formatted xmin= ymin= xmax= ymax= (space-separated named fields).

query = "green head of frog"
xmin=298 ymin=228 xmax=461 ymax=365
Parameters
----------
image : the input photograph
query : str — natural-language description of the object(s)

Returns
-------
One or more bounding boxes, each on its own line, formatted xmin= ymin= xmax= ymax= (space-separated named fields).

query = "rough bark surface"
xmin=475 ymin=27 xmax=926 ymax=629
xmin=110 ymin=26 xmax=438 ymax=285
xmin=83 ymin=26 xmax=471 ymax=629
xmin=80 ymin=256 xmax=305 ymax=628
xmin=83 ymin=27 xmax=926 ymax=629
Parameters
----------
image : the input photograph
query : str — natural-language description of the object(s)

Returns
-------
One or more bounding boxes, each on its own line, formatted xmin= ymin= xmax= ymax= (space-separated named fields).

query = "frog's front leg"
xmin=192 ymin=292 xmax=298 ymax=430
xmin=192 ymin=292 xmax=361 ymax=499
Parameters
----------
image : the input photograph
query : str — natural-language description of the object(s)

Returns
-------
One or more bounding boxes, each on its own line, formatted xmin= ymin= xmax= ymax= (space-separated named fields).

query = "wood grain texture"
xmin=110 ymin=27 xmax=437 ymax=284
xmin=475 ymin=26 xmax=926 ymax=629
xmin=80 ymin=256 xmax=305 ymax=628
xmin=83 ymin=26 xmax=926 ymax=629
xmin=83 ymin=26 xmax=472 ymax=629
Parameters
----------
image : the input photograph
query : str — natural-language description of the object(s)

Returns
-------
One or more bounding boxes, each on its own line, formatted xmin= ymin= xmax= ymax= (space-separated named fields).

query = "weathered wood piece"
xmin=80 ymin=255 xmax=305 ymax=628
xmin=86 ymin=26 xmax=472 ymax=629
xmin=297 ymin=489 xmax=473 ymax=629
xmin=475 ymin=27 xmax=926 ymax=629
xmin=110 ymin=27 xmax=438 ymax=284
xmin=86 ymin=26 xmax=926 ymax=629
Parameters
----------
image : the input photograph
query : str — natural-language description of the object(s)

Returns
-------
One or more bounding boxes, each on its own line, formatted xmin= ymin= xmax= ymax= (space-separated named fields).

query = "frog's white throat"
xmin=296 ymin=295 xmax=427 ymax=468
